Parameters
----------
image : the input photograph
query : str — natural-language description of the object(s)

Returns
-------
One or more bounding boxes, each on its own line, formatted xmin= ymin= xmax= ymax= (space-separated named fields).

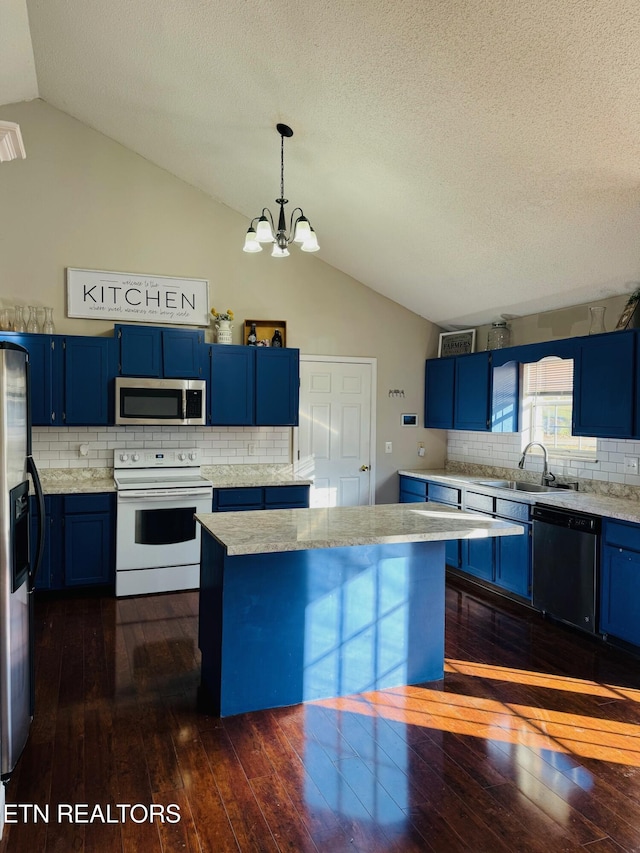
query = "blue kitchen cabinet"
xmin=493 ymin=498 xmax=531 ymax=599
xmin=64 ymin=336 xmax=113 ymax=425
xmin=455 ymin=353 xmax=491 ymax=431
xmin=30 ymin=495 xmax=61 ymax=591
xmin=398 ymin=475 xmax=428 ymax=503
xmin=424 ymin=353 xmax=518 ymax=432
xmin=424 ymin=358 xmax=455 ymax=428
xmin=461 ymin=490 xmax=496 ymax=582
xmin=32 ymin=493 xmax=115 ymax=590
xmin=573 ymin=330 xmax=635 ymax=438
xmin=255 ymin=347 xmax=299 ymax=426
xmin=63 ymin=494 xmax=115 ymax=587
xmin=206 ymin=345 xmax=254 ymax=425
xmin=212 ymin=485 xmax=310 ymax=511
xmin=0 ymin=332 xmax=60 ymax=425
xmin=600 ymin=518 xmax=640 ymax=645
xmin=204 ymin=345 xmax=299 ymax=427
xmin=116 ymin=324 xmax=204 ymax=378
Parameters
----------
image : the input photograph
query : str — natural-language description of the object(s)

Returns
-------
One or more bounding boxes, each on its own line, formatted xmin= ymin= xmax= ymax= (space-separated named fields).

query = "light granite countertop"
xmin=34 ymin=464 xmax=311 ymax=495
xmin=196 ymin=503 xmax=523 ymax=556
xmin=399 ymin=468 xmax=640 ymax=524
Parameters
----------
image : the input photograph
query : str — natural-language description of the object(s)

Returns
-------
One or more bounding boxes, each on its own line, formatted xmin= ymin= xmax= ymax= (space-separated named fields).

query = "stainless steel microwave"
xmin=115 ymin=377 xmax=206 ymax=425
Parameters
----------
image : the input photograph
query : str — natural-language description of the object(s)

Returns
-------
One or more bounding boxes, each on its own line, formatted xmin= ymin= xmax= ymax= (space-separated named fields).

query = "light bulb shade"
xmin=300 ymin=228 xmax=320 ymax=252
xmin=243 ymin=228 xmax=263 ymax=253
xmin=256 ymin=216 xmax=274 ymax=242
xmin=271 ymin=244 xmax=290 ymax=257
xmin=293 ymin=217 xmax=311 ymax=243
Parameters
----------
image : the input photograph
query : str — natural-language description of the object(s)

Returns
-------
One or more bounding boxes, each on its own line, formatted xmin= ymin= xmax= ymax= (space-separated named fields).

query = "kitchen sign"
xmin=66 ymin=268 xmax=210 ymax=327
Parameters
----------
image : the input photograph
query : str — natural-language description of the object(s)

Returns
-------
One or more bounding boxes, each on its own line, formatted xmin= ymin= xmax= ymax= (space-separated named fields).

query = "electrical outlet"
xmin=248 ymin=443 xmax=257 ymax=456
xmin=418 ymin=441 xmax=425 ymax=457
xmin=385 ymin=441 xmax=393 ymax=454
xmin=624 ymin=455 xmax=639 ymax=474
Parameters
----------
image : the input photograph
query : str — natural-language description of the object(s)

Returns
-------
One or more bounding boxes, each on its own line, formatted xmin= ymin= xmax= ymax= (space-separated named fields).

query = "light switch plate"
xmin=385 ymin=441 xmax=393 ymax=453
xmin=624 ymin=456 xmax=639 ymax=474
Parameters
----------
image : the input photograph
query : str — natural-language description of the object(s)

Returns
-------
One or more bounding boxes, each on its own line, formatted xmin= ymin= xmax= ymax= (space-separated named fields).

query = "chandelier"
xmin=243 ymin=123 xmax=319 ymax=257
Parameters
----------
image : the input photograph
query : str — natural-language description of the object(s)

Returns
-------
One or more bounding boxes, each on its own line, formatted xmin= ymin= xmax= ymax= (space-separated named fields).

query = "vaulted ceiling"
xmin=3 ymin=0 xmax=640 ymax=327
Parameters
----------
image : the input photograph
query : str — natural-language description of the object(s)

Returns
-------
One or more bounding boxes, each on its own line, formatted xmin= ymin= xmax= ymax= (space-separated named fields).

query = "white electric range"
xmin=114 ymin=448 xmax=213 ymax=597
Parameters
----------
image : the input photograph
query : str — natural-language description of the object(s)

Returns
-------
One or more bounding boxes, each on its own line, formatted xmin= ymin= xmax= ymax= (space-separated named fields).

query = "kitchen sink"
xmin=474 ymin=479 xmax=557 ymax=493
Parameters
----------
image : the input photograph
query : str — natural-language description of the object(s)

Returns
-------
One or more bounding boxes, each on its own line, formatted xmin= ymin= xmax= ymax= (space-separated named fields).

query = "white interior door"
xmin=297 ymin=356 xmax=376 ymax=507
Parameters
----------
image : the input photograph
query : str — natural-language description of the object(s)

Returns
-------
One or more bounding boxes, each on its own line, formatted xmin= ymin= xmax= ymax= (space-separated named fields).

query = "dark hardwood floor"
xmin=3 ymin=578 xmax=640 ymax=851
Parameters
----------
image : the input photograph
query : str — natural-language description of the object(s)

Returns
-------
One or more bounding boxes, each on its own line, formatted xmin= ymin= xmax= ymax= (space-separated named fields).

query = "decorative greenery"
xmin=211 ymin=308 xmax=234 ymax=322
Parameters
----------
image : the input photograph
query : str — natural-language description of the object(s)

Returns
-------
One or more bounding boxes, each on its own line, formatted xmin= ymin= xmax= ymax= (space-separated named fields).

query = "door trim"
xmin=293 ymin=354 xmax=377 ymax=506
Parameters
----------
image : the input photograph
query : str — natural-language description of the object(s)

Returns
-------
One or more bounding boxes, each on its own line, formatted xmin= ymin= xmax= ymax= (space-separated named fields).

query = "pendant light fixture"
xmin=243 ymin=123 xmax=319 ymax=256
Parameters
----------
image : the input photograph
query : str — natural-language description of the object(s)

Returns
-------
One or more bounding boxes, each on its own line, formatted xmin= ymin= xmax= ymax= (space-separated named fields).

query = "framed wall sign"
xmin=615 ymin=292 xmax=640 ymax=330
xmin=66 ymin=268 xmax=210 ymax=327
xmin=437 ymin=328 xmax=476 ymax=357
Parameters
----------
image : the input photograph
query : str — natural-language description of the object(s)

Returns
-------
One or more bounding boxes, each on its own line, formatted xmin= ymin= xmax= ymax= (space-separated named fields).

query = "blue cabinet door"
xmin=1 ymin=332 xmax=59 ymax=425
xmin=454 ymin=352 xmax=490 ymax=431
xmin=495 ymin=526 xmax=531 ymax=598
xmin=30 ymin=495 xmax=62 ymax=591
xmin=63 ymin=494 xmax=114 ymax=587
xmin=398 ymin=476 xmax=428 ymax=501
xmin=600 ymin=545 xmax=640 ymax=645
xmin=208 ymin=345 xmax=254 ymax=425
xmin=462 ymin=536 xmax=495 ymax=582
xmin=255 ymin=348 xmax=299 ymax=426
xmin=424 ymin=358 xmax=455 ymax=428
xmin=162 ymin=329 xmax=203 ymax=378
xmin=64 ymin=336 xmax=112 ymax=425
xmin=573 ymin=331 xmax=635 ymax=437
xmin=117 ymin=325 xmax=162 ymax=377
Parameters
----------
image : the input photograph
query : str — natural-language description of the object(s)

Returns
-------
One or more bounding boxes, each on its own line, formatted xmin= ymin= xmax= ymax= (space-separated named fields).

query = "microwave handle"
xmin=182 ymin=391 xmax=187 ymax=421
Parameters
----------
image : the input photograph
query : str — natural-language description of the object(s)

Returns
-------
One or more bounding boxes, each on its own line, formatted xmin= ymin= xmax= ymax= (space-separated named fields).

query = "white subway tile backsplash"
xmin=32 ymin=425 xmax=291 ymax=469
xmin=446 ymin=430 xmax=640 ymax=487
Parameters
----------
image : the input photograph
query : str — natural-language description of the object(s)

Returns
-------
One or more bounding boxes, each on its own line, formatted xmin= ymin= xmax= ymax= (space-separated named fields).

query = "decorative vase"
xmin=215 ymin=319 xmax=233 ymax=344
xmin=42 ymin=307 xmax=55 ymax=334
xmin=588 ymin=306 xmax=606 ymax=335
xmin=13 ymin=306 xmax=26 ymax=333
xmin=487 ymin=321 xmax=511 ymax=350
xmin=26 ymin=306 xmax=40 ymax=333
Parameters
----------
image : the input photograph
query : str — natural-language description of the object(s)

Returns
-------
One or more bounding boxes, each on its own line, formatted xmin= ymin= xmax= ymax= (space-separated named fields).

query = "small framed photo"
xmin=401 ymin=413 xmax=418 ymax=427
xmin=438 ymin=329 xmax=476 ymax=357
xmin=615 ymin=294 xmax=640 ymax=331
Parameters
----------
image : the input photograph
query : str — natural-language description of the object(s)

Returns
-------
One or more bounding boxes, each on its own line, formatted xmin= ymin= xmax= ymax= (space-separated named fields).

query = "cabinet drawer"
xmin=429 ymin=483 xmax=460 ymax=506
xmin=399 ymin=477 xmax=427 ymax=499
xmin=63 ymin=493 xmax=113 ymax=514
xmin=264 ymin=486 xmax=309 ymax=508
xmin=465 ymin=491 xmax=494 ymax=513
xmin=215 ymin=487 xmax=263 ymax=510
xmin=495 ymin=499 xmax=530 ymax=523
xmin=603 ymin=519 xmax=640 ymax=552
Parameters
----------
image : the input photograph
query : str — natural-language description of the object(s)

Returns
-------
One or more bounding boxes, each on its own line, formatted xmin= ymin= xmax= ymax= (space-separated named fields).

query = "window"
xmin=522 ymin=358 xmax=596 ymax=457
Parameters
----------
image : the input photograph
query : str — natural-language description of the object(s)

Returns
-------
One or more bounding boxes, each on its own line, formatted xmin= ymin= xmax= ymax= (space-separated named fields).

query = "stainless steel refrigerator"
xmin=0 ymin=342 xmax=45 ymax=779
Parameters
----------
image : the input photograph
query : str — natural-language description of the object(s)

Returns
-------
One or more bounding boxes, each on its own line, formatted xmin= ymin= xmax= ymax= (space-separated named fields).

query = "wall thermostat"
xmin=401 ymin=413 xmax=418 ymax=426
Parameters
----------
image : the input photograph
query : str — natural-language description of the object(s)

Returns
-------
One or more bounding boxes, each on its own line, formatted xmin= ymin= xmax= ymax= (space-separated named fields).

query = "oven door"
xmin=116 ymin=487 xmax=212 ymax=572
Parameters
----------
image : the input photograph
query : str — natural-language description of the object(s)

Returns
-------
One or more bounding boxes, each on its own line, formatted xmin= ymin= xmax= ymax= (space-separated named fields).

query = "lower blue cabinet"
xmin=398 ymin=475 xmax=460 ymax=567
xmin=31 ymin=493 xmax=115 ymax=591
xmin=463 ymin=533 xmax=495 ymax=582
xmin=600 ymin=518 xmax=640 ymax=645
xmin=213 ymin=485 xmax=310 ymax=512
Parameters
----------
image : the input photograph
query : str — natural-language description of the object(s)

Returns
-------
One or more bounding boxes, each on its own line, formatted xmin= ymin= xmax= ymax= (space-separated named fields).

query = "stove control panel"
xmin=114 ymin=448 xmax=201 ymax=469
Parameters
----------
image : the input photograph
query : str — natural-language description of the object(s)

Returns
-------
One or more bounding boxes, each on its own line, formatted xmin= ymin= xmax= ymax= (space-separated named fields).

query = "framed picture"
xmin=615 ymin=293 xmax=640 ymax=331
xmin=438 ymin=329 xmax=476 ymax=357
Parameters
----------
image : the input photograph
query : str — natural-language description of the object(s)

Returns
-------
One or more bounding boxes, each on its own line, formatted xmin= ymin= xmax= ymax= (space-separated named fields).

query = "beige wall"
xmin=475 ymin=292 xmax=634 ymax=350
xmin=0 ymin=99 xmax=444 ymax=502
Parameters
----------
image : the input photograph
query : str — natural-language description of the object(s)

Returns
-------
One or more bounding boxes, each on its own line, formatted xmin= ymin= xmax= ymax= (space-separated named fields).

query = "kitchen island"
xmin=196 ymin=503 xmax=522 ymax=717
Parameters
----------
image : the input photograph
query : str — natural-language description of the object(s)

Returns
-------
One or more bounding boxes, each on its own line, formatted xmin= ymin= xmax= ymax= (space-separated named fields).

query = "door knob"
xmin=359 ymin=465 xmax=371 ymax=471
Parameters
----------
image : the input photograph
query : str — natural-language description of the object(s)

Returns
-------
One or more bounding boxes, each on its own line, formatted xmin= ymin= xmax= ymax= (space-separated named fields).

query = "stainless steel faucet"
xmin=518 ymin=441 xmax=555 ymax=485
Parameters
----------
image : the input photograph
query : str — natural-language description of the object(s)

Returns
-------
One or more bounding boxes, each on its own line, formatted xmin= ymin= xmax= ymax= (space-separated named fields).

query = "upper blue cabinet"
xmin=425 ymin=352 xmax=518 ymax=432
xmin=426 ymin=328 xmax=640 ymax=439
xmin=116 ymin=324 xmax=204 ymax=378
xmin=573 ymin=330 xmax=635 ymax=438
xmin=203 ymin=344 xmax=300 ymax=427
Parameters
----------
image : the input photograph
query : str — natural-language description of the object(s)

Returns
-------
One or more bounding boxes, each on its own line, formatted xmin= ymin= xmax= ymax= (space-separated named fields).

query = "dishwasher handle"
xmin=531 ymin=504 xmax=600 ymax=534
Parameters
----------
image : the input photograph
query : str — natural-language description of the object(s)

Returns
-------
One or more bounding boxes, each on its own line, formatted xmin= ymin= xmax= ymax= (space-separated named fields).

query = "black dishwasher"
xmin=531 ymin=505 xmax=601 ymax=634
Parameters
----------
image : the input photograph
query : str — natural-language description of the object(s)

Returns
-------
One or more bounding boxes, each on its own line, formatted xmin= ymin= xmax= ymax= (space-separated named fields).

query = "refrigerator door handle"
xmin=26 ymin=455 xmax=45 ymax=594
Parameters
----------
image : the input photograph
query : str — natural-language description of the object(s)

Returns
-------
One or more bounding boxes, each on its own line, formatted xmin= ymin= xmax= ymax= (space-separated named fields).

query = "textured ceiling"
xmin=4 ymin=0 xmax=640 ymax=327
